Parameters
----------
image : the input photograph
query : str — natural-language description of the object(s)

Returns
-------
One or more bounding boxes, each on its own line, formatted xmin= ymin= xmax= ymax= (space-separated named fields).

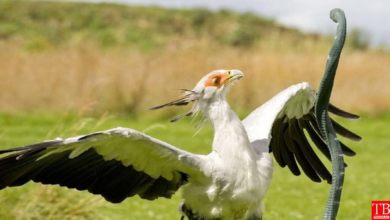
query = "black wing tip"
xmin=0 ymin=140 xmax=62 ymax=155
xmin=309 ymin=174 xmax=322 ymax=183
xmin=328 ymin=103 xmax=360 ymax=120
xmin=348 ymin=114 xmax=361 ymax=120
xmin=330 ymin=118 xmax=362 ymax=142
xmin=287 ymin=166 xmax=301 ymax=176
xmin=0 ymin=149 xmax=16 ymax=155
xmin=345 ymin=151 xmax=356 ymax=157
xmin=351 ymin=136 xmax=362 ymax=142
xmin=340 ymin=141 xmax=357 ymax=156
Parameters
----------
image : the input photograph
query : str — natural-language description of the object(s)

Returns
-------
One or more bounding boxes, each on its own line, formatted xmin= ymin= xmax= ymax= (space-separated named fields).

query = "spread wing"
xmin=0 ymin=127 xmax=205 ymax=203
xmin=242 ymin=82 xmax=361 ymax=183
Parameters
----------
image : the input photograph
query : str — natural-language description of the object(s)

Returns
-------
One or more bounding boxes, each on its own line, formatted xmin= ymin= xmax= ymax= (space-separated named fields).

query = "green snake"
xmin=314 ymin=8 xmax=347 ymax=220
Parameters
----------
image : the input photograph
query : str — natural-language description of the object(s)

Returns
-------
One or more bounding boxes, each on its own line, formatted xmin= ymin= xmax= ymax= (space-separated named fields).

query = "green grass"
xmin=0 ymin=1 xmax=333 ymax=52
xmin=0 ymin=112 xmax=387 ymax=219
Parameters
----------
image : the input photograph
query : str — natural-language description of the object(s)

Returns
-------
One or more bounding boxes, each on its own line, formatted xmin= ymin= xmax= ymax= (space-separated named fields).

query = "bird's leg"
xmin=247 ymin=215 xmax=262 ymax=220
xmin=179 ymin=201 xmax=196 ymax=220
xmin=179 ymin=201 xmax=221 ymax=220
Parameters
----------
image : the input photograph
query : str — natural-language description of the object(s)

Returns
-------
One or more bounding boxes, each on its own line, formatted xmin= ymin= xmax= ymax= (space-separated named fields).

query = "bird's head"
xmin=150 ymin=69 xmax=244 ymax=122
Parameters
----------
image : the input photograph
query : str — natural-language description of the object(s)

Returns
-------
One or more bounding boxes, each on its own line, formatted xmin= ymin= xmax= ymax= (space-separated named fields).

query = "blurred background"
xmin=0 ymin=1 xmax=388 ymax=219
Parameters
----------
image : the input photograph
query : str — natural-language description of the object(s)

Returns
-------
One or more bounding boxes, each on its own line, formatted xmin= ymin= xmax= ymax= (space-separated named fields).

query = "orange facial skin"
xmin=204 ymin=72 xmax=230 ymax=88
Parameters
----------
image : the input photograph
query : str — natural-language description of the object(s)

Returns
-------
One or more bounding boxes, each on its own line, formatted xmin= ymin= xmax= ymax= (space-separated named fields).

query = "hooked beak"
xmin=223 ymin=69 xmax=244 ymax=85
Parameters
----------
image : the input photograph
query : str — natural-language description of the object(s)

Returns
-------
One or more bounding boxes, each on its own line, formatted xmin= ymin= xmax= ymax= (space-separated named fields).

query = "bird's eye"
xmin=212 ymin=77 xmax=220 ymax=85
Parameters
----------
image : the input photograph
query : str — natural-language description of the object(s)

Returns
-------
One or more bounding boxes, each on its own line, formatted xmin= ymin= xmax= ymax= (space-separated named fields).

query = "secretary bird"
xmin=0 ymin=69 xmax=360 ymax=219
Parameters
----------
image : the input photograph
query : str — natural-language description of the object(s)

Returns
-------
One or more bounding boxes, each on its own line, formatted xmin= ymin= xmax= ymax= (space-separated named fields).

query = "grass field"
xmin=0 ymin=111 xmax=388 ymax=220
xmin=1 ymin=46 xmax=390 ymax=116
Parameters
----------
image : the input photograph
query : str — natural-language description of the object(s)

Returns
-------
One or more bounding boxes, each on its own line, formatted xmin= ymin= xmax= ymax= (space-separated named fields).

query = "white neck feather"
xmin=203 ymin=98 xmax=257 ymax=161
